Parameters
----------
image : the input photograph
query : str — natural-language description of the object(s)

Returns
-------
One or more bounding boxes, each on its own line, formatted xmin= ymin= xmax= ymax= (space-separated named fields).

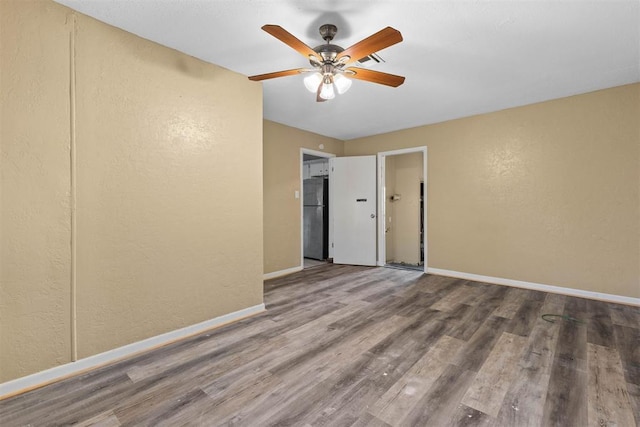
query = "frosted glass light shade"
xmin=333 ymin=74 xmax=352 ymax=94
xmin=303 ymin=73 xmax=323 ymax=92
xmin=319 ymin=82 xmax=335 ymax=100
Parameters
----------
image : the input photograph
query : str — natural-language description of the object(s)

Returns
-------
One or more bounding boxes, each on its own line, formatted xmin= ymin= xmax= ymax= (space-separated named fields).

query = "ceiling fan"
xmin=248 ymin=24 xmax=405 ymax=102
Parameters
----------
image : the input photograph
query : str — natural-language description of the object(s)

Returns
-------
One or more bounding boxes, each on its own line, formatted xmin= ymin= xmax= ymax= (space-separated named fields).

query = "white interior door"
xmin=330 ymin=156 xmax=377 ymax=266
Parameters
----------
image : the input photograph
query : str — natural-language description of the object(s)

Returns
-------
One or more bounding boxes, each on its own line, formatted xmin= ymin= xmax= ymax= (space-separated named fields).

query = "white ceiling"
xmin=54 ymin=0 xmax=639 ymax=140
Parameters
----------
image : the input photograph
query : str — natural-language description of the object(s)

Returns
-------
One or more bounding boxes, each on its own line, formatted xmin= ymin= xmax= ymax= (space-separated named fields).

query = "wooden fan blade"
xmin=248 ymin=68 xmax=309 ymax=81
xmin=262 ymin=25 xmax=321 ymax=62
xmin=345 ymin=68 xmax=405 ymax=87
xmin=337 ymin=27 xmax=403 ymax=65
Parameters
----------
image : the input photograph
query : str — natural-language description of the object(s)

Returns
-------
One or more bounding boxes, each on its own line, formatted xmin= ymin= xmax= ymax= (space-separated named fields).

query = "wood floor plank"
xmin=431 ymin=281 xmax=477 ymax=311
xmin=281 ymin=299 xmax=370 ymax=343
xmin=199 ymin=372 xmax=284 ymax=424
xmin=140 ymin=388 xmax=214 ymax=427
xmin=495 ymin=292 xmax=565 ymax=426
xmin=71 ymin=410 xmax=121 ymax=427
xmin=199 ymin=306 xmax=367 ymax=398
xmin=557 ymin=296 xmax=590 ymax=365
xmin=417 ymin=274 xmax=457 ymax=294
xmin=371 ymin=334 xmax=465 ymax=425
xmin=244 ymin=351 xmax=379 ymax=426
xmin=305 ymin=312 xmax=447 ymax=426
xmin=1 ymin=265 xmax=638 ymax=427
xmin=608 ymin=303 xmax=640 ymax=329
xmin=398 ymin=364 xmax=478 ymax=426
xmin=450 ymin=315 xmax=510 ymax=372
xmin=349 ymin=412 xmax=392 ymax=427
xmin=110 ymin=347 xmax=269 ymax=426
xmin=393 ymin=290 xmax=443 ymax=318
xmin=270 ymin=312 xmax=448 ymax=426
xmin=336 ymin=271 xmax=419 ymax=302
xmin=541 ymin=297 xmax=589 ymax=427
xmin=626 ymin=381 xmax=640 ymax=426
xmin=198 ymin=307 xmax=365 ymax=398
xmin=273 ymin=313 xmax=419 ymax=383
xmin=613 ymin=323 xmax=640 ymax=386
xmin=586 ymin=299 xmax=615 ymax=348
xmin=361 ymin=282 xmax=405 ymax=303
xmin=440 ymin=303 xmax=474 ymax=335
xmin=213 ymin=367 xmax=325 ymax=426
xmin=506 ymin=299 xmax=544 ymax=337
xmin=0 ymin=373 xmax=134 ymax=425
xmin=447 ymin=404 xmax=495 ymax=427
xmin=491 ymin=287 xmax=529 ymax=319
xmin=218 ymin=311 xmax=431 ymax=425
xmin=446 ymin=303 xmax=497 ymax=341
xmin=125 ymin=318 xmax=282 ymax=383
xmin=267 ymin=266 xmax=375 ymax=305
xmin=343 ymin=275 xmax=394 ymax=296
xmin=475 ymin=284 xmax=509 ymax=311
xmin=543 ymin=361 xmax=588 ymax=427
xmin=586 ymin=343 xmax=636 ymax=427
xmin=521 ymin=288 xmax=547 ymax=302
xmin=461 ymin=332 xmax=528 ymax=417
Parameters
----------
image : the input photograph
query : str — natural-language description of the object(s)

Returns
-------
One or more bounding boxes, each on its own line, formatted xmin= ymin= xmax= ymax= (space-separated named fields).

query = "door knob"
xmin=371 ymin=214 xmax=376 ymax=218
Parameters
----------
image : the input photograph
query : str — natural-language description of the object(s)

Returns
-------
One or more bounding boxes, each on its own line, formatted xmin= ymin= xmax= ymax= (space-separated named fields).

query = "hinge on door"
xmin=332 ymin=167 xmax=334 ymax=172
xmin=331 ymin=242 xmax=334 ymax=248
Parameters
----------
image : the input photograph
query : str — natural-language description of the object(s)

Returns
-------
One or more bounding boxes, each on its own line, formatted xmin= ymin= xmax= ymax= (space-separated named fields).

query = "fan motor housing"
xmin=312 ymin=24 xmax=345 ymax=64
xmin=319 ymin=24 xmax=337 ymax=40
xmin=312 ymin=43 xmax=344 ymax=63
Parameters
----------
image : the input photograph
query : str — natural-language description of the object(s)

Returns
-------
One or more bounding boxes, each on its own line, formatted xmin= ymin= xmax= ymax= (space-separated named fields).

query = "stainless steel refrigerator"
xmin=303 ymin=178 xmax=329 ymax=260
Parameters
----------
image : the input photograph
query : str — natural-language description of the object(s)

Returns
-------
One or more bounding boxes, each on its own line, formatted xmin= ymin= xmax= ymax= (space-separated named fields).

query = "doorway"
xmin=300 ymin=149 xmax=335 ymax=269
xmin=377 ymin=147 xmax=428 ymax=273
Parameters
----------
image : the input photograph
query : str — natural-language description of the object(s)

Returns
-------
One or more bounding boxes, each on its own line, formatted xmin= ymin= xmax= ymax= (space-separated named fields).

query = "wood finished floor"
xmin=1 ymin=264 xmax=639 ymax=426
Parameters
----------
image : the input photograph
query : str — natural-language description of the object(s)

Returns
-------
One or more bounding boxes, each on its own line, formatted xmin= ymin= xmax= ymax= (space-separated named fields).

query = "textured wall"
xmin=263 ymin=121 xmax=343 ymax=274
xmin=1 ymin=0 xmax=263 ymax=382
xmin=0 ymin=0 xmax=73 ymax=383
xmin=346 ymin=84 xmax=640 ymax=298
xmin=73 ymin=11 xmax=263 ymax=358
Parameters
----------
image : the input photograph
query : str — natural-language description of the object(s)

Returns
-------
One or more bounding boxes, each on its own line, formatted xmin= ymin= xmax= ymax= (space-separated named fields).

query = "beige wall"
xmin=386 ymin=152 xmax=423 ymax=265
xmin=1 ymin=0 xmax=73 ymax=382
xmin=1 ymin=0 xmax=263 ymax=382
xmin=263 ymin=120 xmax=343 ymax=274
xmin=346 ymin=84 xmax=640 ymax=299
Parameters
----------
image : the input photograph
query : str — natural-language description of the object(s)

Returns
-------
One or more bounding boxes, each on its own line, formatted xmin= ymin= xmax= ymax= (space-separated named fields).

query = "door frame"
xmin=376 ymin=146 xmax=428 ymax=273
xmin=300 ymin=148 xmax=336 ymax=268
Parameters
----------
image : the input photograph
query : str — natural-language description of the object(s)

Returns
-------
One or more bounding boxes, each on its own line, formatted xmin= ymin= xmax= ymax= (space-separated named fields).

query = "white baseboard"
xmin=263 ymin=265 xmax=303 ymax=280
xmin=428 ymin=268 xmax=640 ymax=307
xmin=0 ymin=303 xmax=265 ymax=399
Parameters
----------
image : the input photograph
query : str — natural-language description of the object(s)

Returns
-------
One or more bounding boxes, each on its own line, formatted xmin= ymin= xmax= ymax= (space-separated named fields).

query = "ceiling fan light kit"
xmin=249 ymin=23 xmax=405 ymax=102
xmin=333 ymin=73 xmax=352 ymax=94
xmin=303 ymin=73 xmax=323 ymax=92
xmin=319 ymin=77 xmax=336 ymax=100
